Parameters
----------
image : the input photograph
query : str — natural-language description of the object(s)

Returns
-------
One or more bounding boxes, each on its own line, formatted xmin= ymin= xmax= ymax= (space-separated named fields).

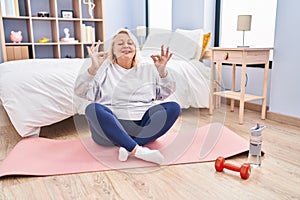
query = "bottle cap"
xmin=251 ymin=124 xmax=266 ymax=136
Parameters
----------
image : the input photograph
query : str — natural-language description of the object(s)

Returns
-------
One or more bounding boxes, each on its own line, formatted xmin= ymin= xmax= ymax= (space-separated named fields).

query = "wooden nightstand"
xmin=209 ymin=47 xmax=272 ymax=124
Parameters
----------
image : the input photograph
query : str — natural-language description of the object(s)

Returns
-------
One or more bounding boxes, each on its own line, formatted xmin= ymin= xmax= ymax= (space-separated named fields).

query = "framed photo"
xmin=61 ymin=10 xmax=74 ymax=19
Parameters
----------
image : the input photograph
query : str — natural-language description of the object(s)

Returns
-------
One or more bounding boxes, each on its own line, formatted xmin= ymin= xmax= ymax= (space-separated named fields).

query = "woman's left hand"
xmin=151 ymin=45 xmax=172 ymax=78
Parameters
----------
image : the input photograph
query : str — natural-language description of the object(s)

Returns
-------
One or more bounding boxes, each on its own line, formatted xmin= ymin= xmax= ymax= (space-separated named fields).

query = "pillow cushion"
xmin=199 ymin=32 xmax=212 ymax=60
xmin=142 ymin=29 xmax=173 ymax=50
xmin=168 ymin=28 xmax=203 ymax=60
xmin=141 ymin=29 xmax=173 ymax=58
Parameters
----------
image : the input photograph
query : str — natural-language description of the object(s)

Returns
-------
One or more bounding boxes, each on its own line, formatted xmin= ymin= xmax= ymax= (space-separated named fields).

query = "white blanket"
xmin=0 ymin=59 xmax=84 ymax=137
xmin=0 ymin=57 xmax=210 ymax=137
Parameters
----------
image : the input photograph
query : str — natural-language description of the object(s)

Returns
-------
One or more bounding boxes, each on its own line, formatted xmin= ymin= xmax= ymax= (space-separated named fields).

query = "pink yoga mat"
xmin=0 ymin=123 xmax=249 ymax=177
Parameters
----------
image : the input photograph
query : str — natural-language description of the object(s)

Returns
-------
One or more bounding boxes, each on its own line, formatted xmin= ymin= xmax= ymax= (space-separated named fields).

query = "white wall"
xmin=102 ymin=0 xmax=133 ymax=40
xmin=148 ymin=0 xmax=172 ymax=30
xmin=102 ymin=0 xmax=145 ymax=41
xmin=172 ymin=0 xmax=205 ymax=30
xmin=130 ymin=0 xmax=146 ymax=29
xmin=269 ymin=0 xmax=300 ymax=118
xmin=203 ymin=0 xmax=216 ymax=40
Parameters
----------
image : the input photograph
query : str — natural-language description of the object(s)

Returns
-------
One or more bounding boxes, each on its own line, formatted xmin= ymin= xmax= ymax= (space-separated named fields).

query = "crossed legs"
xmin=85 ymin=102 xmax=181 ymax=164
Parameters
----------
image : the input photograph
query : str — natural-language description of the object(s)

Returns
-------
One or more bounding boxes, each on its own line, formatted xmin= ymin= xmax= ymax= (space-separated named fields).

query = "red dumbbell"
xmin=215 ymin=156 xmax=251 ymax=179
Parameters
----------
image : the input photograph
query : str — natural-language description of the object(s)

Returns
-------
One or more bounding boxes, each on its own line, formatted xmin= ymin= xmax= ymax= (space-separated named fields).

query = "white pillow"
xmin=142 ymin=29 xmax=173 ymax=51
xmin=168 ymin=28 xmax=203 ymax=60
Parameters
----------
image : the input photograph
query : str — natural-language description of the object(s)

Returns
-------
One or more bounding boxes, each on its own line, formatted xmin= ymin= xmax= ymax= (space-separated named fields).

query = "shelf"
xmin=1 ymin=0 xmax=104 ymax=61
xmin=2 ymin=16 xmax=30 ymax=19
xmin=31 ymin=17 xmax=57 ymax=20
xmin=58 ymin=18 xmax=81 ymax=21
xmin=82 ymin=18 xmax=103 ymax=22
xmin=82 ymin=41 xmax=104 ymax=44
xmin=59 ymin=42 xmax=81 ymax=45
xmin=34 ymin=43 xmax=59 ymax=45
xmin=213 ymin=91 xmax=264 ymax=102
xmin=5 ymin=43 xmax=32 ymax=46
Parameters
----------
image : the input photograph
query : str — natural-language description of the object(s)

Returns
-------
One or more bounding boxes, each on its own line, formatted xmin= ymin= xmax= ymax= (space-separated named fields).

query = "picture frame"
xmin=61 ymin=10 xmax=74 ymax=19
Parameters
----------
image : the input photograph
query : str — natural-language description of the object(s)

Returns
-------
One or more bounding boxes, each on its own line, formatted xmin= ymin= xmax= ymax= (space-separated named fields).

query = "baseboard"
xmin=224 ymin=99 xmax=300 ymax=127
xmin=267 ymin=111 xmax=300 ymax=128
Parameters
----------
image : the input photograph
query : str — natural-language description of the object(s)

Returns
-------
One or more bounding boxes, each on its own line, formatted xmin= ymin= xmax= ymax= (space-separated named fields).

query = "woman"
xmin=74 ymin=29 xmax=181 ymax=165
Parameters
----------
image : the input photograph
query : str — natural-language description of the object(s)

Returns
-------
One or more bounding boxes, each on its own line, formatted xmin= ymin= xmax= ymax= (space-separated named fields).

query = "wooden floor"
xmin=0 ymin=105 xmax=300 ymax=200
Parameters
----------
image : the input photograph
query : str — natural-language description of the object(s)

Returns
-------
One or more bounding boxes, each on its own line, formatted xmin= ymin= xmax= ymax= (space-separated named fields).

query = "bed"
xmin=0 ymin=29 xmax=211 ymax=137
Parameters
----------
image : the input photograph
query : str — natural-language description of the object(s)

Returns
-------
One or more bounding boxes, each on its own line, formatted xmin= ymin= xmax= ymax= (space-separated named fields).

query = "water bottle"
xmin=248 ymin=124 xmax=265 ymax=168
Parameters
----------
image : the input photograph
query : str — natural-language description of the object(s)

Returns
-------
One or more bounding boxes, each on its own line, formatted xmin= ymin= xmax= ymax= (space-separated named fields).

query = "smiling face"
xmin=112 ymin=32 xmax=136 ymax=67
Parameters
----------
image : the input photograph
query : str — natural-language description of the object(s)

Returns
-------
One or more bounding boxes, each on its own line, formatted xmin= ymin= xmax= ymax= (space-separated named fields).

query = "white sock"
xmin=118 ymin=147 xmax=129 ymax=162
xmin=134 ymin=146 xmax=164 ymax=165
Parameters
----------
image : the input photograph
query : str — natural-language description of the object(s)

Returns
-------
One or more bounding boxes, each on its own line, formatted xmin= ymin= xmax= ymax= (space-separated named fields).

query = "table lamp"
xmin=237 ymin=15 xmax=252 ymax=47
xmin=136 ymin=26 xmax=146 ymax=48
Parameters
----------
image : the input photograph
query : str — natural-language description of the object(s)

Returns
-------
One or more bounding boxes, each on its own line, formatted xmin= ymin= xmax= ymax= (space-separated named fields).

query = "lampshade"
xmin=237 ymin=15 xmax=252 ymax=31
xmin=136 ymin=26 xmax=146 ymax=37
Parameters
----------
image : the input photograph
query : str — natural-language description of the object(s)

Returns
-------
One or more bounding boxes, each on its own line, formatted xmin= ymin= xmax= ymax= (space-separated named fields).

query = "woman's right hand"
xmin=87 ymin=40 xmax=109 ymax=76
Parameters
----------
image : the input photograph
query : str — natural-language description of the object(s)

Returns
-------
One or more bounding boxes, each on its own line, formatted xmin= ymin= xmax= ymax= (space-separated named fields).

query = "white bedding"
xmin=0 ymin=59 xmax=85 ymax=137
xmin=0 ymin=55 xmax=210 ymax=137
xmin=167 ymin=59 xmax=210 ymax=108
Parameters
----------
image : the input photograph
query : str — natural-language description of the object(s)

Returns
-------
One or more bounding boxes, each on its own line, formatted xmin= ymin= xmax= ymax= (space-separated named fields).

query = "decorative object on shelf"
xmin=136 ymin=26 xmax=146 ymax=48
xmin=82 ymin=0 xmax=95 ymax=19
xmin=61 ymin=10 xmax=74 ymax=18
xmin=64 ymin=28 xmax=70 ymax=38
xmin=81 ymin=24 xmax=95 ymax=43
xmin=237 ymin=15 xmax=252 ymax=47
xmin=1 ymin=0 xmax=20 ymax=17
xmin=60 ymin=28 xmax=78 ymax=43
xmin=38 ymin=37 xmax=49 ymax=43
xmin=37 ymin=11 xmax=50 ymax=17
xmin=10 ymin=31 xmax=22 ymax=43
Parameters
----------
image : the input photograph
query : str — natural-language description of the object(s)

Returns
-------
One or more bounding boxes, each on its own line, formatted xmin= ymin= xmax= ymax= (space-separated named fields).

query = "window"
xmin=216 ymin=0 xmax=277 ymax=59
xmin=147 ymin=0 xmax=172 ymax=30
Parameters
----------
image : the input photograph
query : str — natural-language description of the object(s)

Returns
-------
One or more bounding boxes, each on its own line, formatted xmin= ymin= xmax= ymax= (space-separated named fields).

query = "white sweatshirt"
xmin=74 ymin=60 xmax=176 ymax=120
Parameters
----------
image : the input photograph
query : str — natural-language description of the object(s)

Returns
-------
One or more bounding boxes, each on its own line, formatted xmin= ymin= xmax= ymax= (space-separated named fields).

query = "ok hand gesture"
xmin=151 ymin=45 xmax=173 ymax=78
xmin=87 ymin=40 xmax=109 ymax=75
